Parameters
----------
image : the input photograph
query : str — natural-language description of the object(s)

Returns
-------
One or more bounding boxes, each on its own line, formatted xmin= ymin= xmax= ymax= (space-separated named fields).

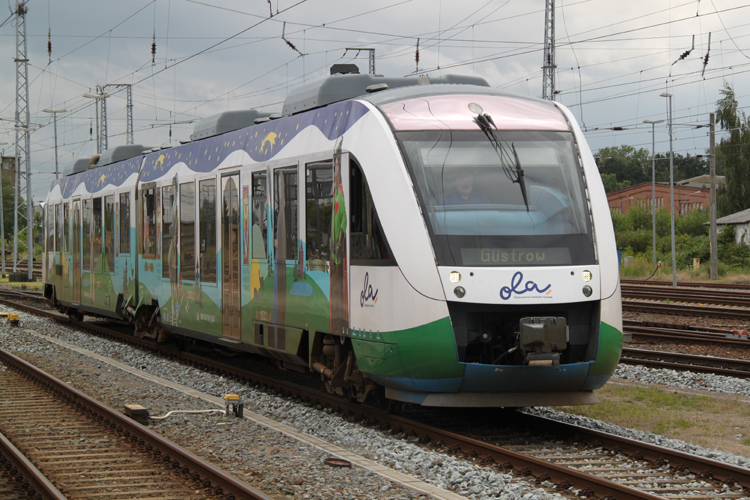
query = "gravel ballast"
xmin=0 ymin=311 xmax=564 ymax=500
xmin=1 ymin=309 xmax=749 ymax=499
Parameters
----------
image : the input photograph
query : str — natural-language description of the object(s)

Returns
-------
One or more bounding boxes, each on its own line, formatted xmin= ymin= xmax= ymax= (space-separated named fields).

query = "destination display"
xmin=460 ymin=247 xmax=572 ymax=266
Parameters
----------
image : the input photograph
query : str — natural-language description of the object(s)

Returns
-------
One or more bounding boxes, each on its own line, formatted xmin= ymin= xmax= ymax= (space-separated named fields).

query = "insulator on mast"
xmin=151 ymin=32 xmax=156 ymax=65
xmin=415 ymin=38 xmax=420 ymax=73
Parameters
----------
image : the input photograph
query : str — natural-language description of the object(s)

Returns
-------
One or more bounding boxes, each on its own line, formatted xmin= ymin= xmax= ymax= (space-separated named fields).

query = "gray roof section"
xmin=98 ymin=144 xmax=150 ymax=166
xmin=191 ymin=109 xmax=273 ymax=141
xmin=69 ymin=157 xmax=96 ymax=175
xmin=715 ymin=208 xmax=750 ymax=225
xmin=281 ymin=73 xmax=490 ymax=116
xmin=362 ymin=82 xmax=544 ymax=107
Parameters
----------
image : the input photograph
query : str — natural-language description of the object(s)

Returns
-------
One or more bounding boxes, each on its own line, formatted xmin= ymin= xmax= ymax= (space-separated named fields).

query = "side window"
xmin=251 ymin=172 xmax=267 ymax=258
xmin=63 ymin=203 xmax=69 ymax=253
xmin=46 ymin=206 xmax=54 ymax=252
xmin=162 ymin=186 xmax=175 ymax=279
xmin=142 ymin=188 xmax=156 ymax=257
xmin=199 ymin=179 xmax=217 ymax=283
xmin=305 ymin=160 xmax=333 ymax=262
xmin=104 ymin=195 xmax=115 ymax=272
xmin=180 ymin=181 xmax=196 ymax=281
xmin=273 ymin=167 xmax=298 ymax=260
xmin=92 ymin=197 xmax=103 ymax=270
xmin=82 ymin=199 xmax=92 ymax=271
xmin=54 ymin=204 xmax=61 ymax=252
xmin=119 ymin=192 xmax=130 ymax=254
xmin=350 ymin=160 xmax=394 ymax=264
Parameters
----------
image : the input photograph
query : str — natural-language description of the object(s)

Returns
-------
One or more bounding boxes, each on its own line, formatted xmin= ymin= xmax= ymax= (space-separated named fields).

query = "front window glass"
xmin=398 ymin=130 xmax=594 ymax=266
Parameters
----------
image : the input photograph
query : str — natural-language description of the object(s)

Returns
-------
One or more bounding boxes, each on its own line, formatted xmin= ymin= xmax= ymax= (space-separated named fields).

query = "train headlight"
xmin=468 ymin=103 xmax=484 ymax=114
xmin=582 ymin=285 xmax=592 ymax=297
xmin=449 ymin=271 xmax=461 ymax=283
xmin=454 ymin=286 xmax=466 ymax=298
xmin=581 ymin=270 xmax=592 ymax=282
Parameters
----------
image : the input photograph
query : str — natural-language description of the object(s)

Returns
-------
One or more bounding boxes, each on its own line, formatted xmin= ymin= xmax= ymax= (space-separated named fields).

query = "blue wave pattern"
xmin=50 ymin=157 xmax=142 ymax=199
xmin=139 ymin=100 xmax=370 ymax=182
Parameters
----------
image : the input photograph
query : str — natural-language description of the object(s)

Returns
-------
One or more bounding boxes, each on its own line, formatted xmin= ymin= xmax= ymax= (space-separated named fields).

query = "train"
xmin=43 ymin=64 xmax=623 ymax=408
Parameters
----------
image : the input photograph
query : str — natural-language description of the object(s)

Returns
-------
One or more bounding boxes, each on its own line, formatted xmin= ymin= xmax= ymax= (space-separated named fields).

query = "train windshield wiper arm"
xmin=473 ymin=112 xmax=529 ymax=212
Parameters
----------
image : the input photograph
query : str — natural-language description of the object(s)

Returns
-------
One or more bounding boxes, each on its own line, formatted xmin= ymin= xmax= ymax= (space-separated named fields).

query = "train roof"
xmin=190 ymin=109 xmax=274 ymax=141
xmin=361 ymin=82 xmax=546 ymax=107
xmin=98 ymin=144 xmax=151 ymax=166
xmin=281 ymin=71 xmax=490 ymax=116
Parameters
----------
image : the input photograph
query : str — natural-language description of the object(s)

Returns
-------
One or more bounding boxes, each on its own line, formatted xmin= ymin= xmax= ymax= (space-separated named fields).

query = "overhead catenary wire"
xmin=4 ymin=0 xmax=750 ymax=197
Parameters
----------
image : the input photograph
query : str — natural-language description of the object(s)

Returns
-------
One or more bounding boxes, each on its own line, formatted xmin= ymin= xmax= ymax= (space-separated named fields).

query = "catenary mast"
xmin=13 ymin=0 xmax=33 ymax=280
xmin=542 ymin=0 xmax=556 ymax=100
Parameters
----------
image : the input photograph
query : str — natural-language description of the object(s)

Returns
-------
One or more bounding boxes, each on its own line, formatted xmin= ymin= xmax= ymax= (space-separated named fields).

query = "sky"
xmin=1 ymin=0 xmax=749 ymax=204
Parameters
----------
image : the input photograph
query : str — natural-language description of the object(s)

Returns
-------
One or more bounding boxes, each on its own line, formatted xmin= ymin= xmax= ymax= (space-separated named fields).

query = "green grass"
xmin=555 ymin=384 xmax=742 ymax=440
xmin=0 ymin=276 xmax=43 ymax=291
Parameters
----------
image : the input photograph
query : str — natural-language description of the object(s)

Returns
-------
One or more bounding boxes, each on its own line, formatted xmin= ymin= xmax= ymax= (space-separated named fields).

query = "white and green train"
xmin=43 ymin=66 xmax=623 ymax=408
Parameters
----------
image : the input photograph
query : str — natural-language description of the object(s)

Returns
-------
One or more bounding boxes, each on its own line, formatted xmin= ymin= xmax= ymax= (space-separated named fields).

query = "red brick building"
xmin=607 ymin=175 xmax=723 ymax=216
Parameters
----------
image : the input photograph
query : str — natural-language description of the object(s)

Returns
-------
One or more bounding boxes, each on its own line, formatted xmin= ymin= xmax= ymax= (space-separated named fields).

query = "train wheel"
xmin=378 ymin=388 xmax=402 ymax=414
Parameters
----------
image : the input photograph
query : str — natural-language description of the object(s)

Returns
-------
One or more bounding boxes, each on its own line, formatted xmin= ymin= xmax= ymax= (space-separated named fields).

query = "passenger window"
xmin=92 ymin=198 xmax=103 ymax=270
xmin=199 ymin=179 xmax=217 ymax=283
xmin=119 ymin=193 xmax=130 ymax=254
xmin=82 ymin=199 xmax=92 ymax=271
xmin=142 ymin=188 xmax=157 ymax=258
xmin=46 ymin=206 xmax=54 ymax=252
xmin=104 ymin=195 xmax=115 ymax=272
xmin=63 ymin=203 xmax=69 ymax=253
xmin=273 ymin=167 xmax=298 ymax=260
xmin=251 ymin=172 xmax=268 ymax=259
xmin=54 ymin=204 xmax=61 ymax=253
xmin=180 ymin=182 xmax=196 ymax=281
xmin=162 ymin=186 xmax=175 ymax=280
xmin=350 ymin=160 xmax=394 ymax=264
xmin=305 ymin=160 xmax=333 ymax=262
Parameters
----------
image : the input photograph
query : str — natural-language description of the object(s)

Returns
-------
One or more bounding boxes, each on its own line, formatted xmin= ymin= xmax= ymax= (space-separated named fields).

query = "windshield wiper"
xmin=473 ymin=112 xmax=529 ymax=212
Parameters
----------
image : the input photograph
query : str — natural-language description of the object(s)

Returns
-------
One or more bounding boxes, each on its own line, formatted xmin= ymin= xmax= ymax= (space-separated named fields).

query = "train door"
xmin=221 ymin=173 xmax=241 ymax=341
xmin=332 ymin=152 xmax=349 ymax=336
xmin=72 ymin=199 xmax=81 ymax=303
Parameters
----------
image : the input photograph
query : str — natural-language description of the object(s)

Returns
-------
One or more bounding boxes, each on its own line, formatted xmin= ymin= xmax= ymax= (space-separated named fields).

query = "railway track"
xmin=624 ymin=320 xmax=750 ymax=346
xmin=1 ymin=260 xmax=41 ymax=279
xmin=0 ymin=347 xmax=272 ymax=500
xmin=620 ymin=347 xmax=750 ymax=378
xmin=622 ymin=279 xmax=750 ymax=291
xmin=622 ymin=284 xmax=750 ymax=308
xmin=2 ymin=293 xmax=749 ymax=499
xmin=621 ymin=280 xmax=750 ymax=319
xmin=622 ymin=299 xmax=750 ymax=320
xmin=0 ymin=429 xmax=66 ymax=500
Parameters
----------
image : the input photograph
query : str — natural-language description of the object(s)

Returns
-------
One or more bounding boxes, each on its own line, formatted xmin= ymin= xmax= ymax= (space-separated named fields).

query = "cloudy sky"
xmin=0 ymin=0 xmax=749 ymax=202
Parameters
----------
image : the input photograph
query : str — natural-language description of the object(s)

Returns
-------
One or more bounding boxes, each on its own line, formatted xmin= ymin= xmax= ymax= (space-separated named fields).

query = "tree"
xmin=600 ymin=173 xmax=630 ymax=193
xmin=651 ymin=152 xmax=708 ymax=184
xmin=715 ymin=82 xmax=750 ymax=216
xmin=1 ymin=180 xmax=20 ymax=250
xmin=596 ymin=145 xmax=652 ymax=191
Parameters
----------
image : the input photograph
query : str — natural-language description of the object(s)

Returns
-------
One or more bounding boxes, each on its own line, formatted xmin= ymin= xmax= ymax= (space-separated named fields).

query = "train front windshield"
xmin=398 ymin=130 xmax=596 ymax=267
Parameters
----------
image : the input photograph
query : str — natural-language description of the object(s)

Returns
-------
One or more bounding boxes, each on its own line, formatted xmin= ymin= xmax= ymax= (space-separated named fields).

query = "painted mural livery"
xmin=44 ymin=78 xmax=623 ymax=408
